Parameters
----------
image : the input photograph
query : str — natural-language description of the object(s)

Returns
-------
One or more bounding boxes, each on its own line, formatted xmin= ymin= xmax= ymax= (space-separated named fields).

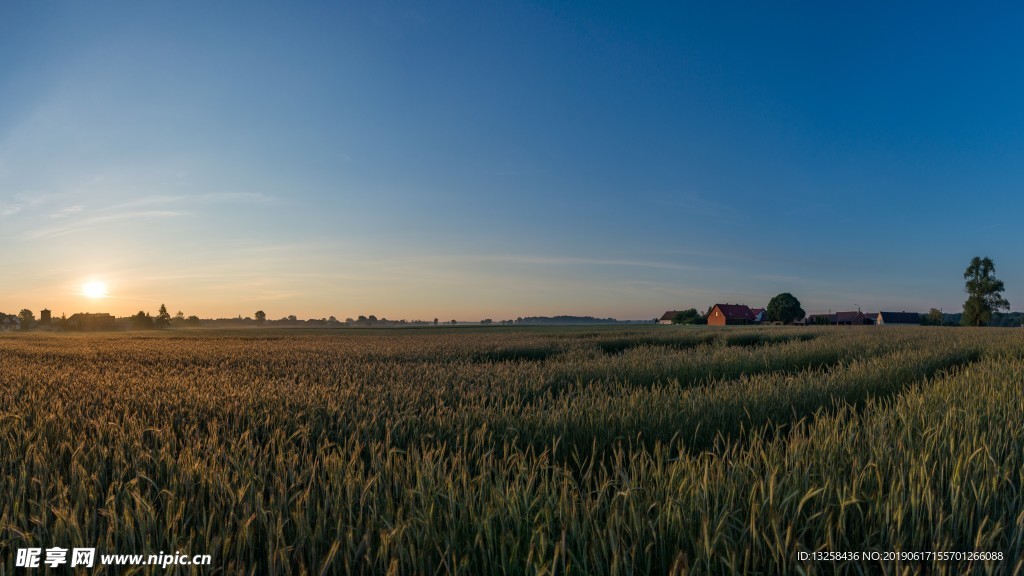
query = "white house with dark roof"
xmin=658 ymin=310 xmax=681 ymax=324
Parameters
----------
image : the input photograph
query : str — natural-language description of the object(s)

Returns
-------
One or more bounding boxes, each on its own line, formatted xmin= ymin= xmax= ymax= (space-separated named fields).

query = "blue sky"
xmin=2 ymin=2 xmax=1022 ymax=320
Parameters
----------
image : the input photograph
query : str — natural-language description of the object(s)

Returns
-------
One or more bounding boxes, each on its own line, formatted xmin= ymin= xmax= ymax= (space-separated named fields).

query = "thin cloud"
xmin=198 ymin=192 xmax=280 ymax=205
xmin=87 ymin=210 xmax=184 ymax=224
xmin=25 ymin=210 xmax=185 ymax=240
xmin=50 ymin=205 xmax=84 ymax=219
xmin=79 ymin=192 xmax=281 ymax=212
xmin=18 ymin=190 xmax=279 ymax=240
xmin=477 ymin=254 xmax=705 ymax=272
xmin=1 ymin=190 xmax=53 ymax=217
xmin=115 ymin=195 xmax=184 ymax=208
xmin=752 ymin=273 xmax=812 ymax=285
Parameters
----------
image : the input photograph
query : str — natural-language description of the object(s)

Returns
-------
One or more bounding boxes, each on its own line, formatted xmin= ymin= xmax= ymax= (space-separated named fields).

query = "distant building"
xmin=750 ymin=308 xmax=767 ymax=323
xmin=0 ymin=314 xmax=20 ymax=331
xmin=833 ymin=311 xmax=874 ymax=325
xmin=40 ymin=309 xmax=51 ymax=324
xmin=707 ymin=304 xmax=756 ymax=326
xmin=659 ymin=311 xmax=681 ymax=324
xmin=807 ymin=313 xmax=834 ymax=325
xmin=66 ymin=313 xmax=116 ymax=331
xmin=876 ymin=311 xmax=922 ymax=326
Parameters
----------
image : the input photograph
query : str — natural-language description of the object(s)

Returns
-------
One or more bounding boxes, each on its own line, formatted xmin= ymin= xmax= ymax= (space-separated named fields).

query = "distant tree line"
xmin=4 ymin=256 xmax=1017 ymax=331
xmin=516 ymin=315 xmax=634 ymax=325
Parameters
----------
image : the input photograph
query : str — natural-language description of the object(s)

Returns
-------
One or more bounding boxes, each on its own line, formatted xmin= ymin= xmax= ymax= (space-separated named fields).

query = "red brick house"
xmin=706 ymin=304 xmax=756 ymax=326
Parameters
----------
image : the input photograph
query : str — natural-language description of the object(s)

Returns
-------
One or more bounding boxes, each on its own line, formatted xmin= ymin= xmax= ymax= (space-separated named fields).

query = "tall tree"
xmin=254 ymin=310 xmax=267 ymax=323
xmin=962 ymin=256 xmax=1009 ymax=326
xmin=18 ymin=309 xmax=34 ymax=329
xmin=156 ymin=304 xmax=171 ymax=328
xmin=766 ymin=293 xmax=805 ymax=324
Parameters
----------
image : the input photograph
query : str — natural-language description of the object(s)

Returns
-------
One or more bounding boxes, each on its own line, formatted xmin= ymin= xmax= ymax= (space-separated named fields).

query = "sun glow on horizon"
xmin=82 ymin=281 xmax=108 ymax=299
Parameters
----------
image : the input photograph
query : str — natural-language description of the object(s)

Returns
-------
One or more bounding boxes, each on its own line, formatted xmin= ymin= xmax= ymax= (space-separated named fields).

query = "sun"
xmin=82 ymin=281 xmax=108 ymax=299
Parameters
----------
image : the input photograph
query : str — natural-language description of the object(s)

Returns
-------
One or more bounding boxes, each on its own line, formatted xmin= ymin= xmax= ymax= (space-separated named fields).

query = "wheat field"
xmin=1 ymin=326 xmax=1022 ymax=574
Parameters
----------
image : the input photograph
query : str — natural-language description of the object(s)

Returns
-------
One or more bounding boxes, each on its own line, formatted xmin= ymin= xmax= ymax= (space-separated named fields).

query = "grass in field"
xmin=0 ymin=326 xmax=1021 ymax=574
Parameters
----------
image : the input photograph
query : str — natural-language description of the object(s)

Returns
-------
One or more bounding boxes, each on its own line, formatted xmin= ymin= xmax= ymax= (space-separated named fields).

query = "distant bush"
xmin=671 ymin=308 xmax=704 ymax=324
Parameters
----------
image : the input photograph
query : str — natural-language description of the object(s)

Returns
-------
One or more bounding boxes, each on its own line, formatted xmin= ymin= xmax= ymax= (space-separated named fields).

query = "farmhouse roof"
xmin=878 ymin=311 xmax=921 ymax=324
xmin=659 ymin=310 xmax=680 ymax=321
xmin=712 ymin=304 xmax=756 ymax=322
xmin=834 ymin=311 xmax=866 ymax=323
xmin=68 ymin=312 xmax=114 ymax=320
